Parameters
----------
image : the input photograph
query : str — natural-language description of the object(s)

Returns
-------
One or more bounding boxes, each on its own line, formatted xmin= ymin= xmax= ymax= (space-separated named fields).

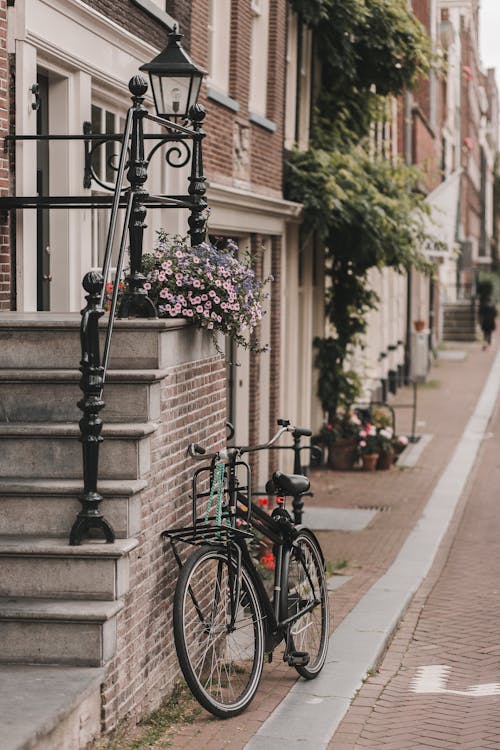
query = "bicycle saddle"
xmin=269 ymin=471 xmax=310 ymax=497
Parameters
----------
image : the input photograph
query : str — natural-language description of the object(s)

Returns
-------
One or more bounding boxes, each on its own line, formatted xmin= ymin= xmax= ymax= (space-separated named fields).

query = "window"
xmin=90 ymin=104 xmax=126 ymax=270
xmin=249 ymin=0 xmax=269 ymax=118
xmin=208 ymin=0 xmax=231 ymax=94
xmin=285 ymin=11 xmax=312 ymax=150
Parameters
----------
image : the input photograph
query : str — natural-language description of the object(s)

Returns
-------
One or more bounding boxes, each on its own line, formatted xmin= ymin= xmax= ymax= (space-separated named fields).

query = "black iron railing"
xmin=68 ymin=76 xmax=207 ymax=544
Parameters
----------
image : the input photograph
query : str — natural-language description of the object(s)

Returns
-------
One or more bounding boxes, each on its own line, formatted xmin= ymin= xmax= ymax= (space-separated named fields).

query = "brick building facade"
xmin=0 ymin=0 xmax=319 ymax=738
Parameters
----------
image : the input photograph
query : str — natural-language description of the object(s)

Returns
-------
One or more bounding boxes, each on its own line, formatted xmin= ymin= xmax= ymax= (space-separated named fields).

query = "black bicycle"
xmin=162 ymin=421 xmax=329 ymax=718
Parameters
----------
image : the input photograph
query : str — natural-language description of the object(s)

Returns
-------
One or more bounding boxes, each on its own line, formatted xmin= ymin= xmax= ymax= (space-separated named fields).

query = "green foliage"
xmin=292 ymin=0 xmax=431 ymax=148
xmin=285 ymin=0 xmax=437 ymax=417
xmin=477 ymin=271 xmax=500 ymax=303
xmin=287 ymin=146 xmax=435 ymax=274
xmin=313 ymin=337 xmax=362 ymax=420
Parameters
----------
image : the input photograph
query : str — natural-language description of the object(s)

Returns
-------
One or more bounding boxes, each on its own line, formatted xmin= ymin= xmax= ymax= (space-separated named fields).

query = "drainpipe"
xmin=404 ymin=3 xmax=414 ymax=382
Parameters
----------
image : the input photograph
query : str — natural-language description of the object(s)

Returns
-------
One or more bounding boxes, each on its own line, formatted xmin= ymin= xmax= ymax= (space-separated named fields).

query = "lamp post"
xmin=119 ymin=28 xmax=207 ymax=318
xmin=70 ymin=31 xmax=207 ymax=544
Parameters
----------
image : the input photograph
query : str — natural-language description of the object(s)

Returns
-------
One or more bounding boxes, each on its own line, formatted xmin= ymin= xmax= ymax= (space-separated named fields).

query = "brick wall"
xmin=268 ymin=235 xmax=282 ymax=479
xmin=101 ymin=348 xmax=227 ymax=729
xmin=82 ymin=0 xmax=169 ymax=49
xmin=412 ymin=110 xmax=440 ymax=191
xmin=247 ymin=233 xmax=263 ymax=483
xmin=187 ymin=0 xmax=286 ymax=197
xmin=0 ymin=0 xmax=10 ymax=309
xmin=249 ymin=0 xmax=286 ymax=195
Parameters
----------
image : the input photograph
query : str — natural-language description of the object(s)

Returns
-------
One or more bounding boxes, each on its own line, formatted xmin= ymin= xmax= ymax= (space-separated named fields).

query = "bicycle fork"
xmin=276 ymin=544 xmax=311 ymax=668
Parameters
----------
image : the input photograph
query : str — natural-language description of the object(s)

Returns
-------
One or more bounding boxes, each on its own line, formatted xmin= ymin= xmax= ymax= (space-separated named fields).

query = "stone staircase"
xmin=442 ymin=301 xmax=479 ymax=342
xmin=0 ymin=313 xmax=166 ymax=749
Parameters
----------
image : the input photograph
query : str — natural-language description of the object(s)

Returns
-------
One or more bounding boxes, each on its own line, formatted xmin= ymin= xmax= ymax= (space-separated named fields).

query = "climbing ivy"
xmin=285 ymin=0 xmax=438 ymax=421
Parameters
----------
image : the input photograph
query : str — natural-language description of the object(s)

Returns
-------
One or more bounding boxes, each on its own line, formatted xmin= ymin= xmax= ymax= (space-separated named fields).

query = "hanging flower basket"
xmin=141 ymin=232 xmax=272 ymax=353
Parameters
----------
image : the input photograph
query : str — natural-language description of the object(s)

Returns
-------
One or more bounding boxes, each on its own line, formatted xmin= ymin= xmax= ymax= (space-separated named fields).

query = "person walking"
xmin=479 ymin=298 xmax=497 ymax=349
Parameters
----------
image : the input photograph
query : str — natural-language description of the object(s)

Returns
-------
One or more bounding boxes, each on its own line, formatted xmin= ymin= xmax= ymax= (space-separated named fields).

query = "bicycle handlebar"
xmin=187 ymin=419 xmax=313 ymax=462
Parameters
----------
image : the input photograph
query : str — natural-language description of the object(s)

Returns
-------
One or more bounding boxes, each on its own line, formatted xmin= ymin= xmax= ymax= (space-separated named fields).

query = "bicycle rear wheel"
xmin=285 ymin=529 xmax=329 ymax=678
xmin=173 ymin=545 xmax=265 ymax=718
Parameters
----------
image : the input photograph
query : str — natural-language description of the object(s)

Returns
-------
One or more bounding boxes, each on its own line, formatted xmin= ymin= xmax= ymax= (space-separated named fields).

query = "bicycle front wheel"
xmin=285 ymin=529 xmax=329 ymax=679
xmin=173 ymin=545 xmax=265 ymax=718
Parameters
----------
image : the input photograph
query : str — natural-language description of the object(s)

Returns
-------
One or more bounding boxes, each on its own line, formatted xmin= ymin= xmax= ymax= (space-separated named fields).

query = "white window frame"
xmin=207 ymin=0 xmax=231 ymax=95
xmin=249 ymin=0 xmax=269 ymax=118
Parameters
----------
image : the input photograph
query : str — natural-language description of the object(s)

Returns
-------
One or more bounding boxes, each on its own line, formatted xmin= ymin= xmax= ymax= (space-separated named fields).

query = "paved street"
xmin=330 ymin=350 xmax=500 ymax=748
xmin=157 ymin=339 xmax=500 ymax=749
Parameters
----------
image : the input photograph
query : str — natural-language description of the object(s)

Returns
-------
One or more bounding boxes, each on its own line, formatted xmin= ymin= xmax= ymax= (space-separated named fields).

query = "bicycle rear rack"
xmin=162 ymin=519 xmax=253 ymax=547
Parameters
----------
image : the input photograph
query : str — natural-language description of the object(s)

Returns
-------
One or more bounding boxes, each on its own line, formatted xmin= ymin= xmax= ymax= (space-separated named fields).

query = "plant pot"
xmin=361 ymin=453 xmax=379 ymax=471
xmin=376 ymin=449 xmax=394 ymax=470
xmin=329 ymin=438 xmax=358 ymax=470
xmin=413 ymin=320 xmax=425 ymax=332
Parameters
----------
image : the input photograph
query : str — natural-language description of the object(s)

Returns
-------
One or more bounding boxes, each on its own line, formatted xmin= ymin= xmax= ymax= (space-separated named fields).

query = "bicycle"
xmin=162 ymin=421 xmax=330 ymax=718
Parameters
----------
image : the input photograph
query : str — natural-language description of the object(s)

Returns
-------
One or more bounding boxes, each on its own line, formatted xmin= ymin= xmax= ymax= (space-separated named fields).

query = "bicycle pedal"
xmin=285 ymin=651 xmax=310 ymax=667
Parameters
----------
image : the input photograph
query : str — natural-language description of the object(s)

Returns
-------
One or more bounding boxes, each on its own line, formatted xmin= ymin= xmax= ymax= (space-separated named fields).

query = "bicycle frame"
xmin=164 ymin=427 xmax=324 ymax=658
xmin=234 ymin=493 xmax=322 ymax=656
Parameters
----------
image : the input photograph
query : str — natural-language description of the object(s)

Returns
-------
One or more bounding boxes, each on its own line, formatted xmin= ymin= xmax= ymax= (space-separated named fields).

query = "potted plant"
xmin=319 ymin=410 xmax=362 ymax=470
xmin=392 ymin=433 xmax=409 ymax=460
xmin=141 ymin=232 xmax=272 ymax=353
xmin=376 ymin=426 xmax=395 ymax=470
xmin=357 ymin=423 xmax=380 ymax=471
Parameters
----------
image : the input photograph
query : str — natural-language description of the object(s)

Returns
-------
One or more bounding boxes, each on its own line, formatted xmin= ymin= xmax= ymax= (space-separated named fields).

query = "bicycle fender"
xmin=293 ymin=526 xmax=326 ymax=566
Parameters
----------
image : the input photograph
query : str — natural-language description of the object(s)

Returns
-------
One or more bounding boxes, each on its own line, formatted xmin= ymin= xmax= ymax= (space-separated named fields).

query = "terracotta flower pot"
xmin=329 ymin=438 xmax=358 ymax=470
xmin=361 ymin=453 xmax=379 ymax=471
xmin=376 ymin=449 xmax=394 ymax=470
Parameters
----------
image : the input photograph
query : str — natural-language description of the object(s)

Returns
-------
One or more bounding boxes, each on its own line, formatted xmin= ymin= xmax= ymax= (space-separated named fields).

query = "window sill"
xmin=206 ymin=86 xmax=240 ymax=113
xmin=249 ymin=111 xmax=277 ymax=133
xmin=131 ymin=0 xmax=176 ymax=29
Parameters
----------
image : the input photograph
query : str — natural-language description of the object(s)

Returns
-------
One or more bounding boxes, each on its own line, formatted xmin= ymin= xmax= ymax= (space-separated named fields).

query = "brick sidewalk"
xmin=154 ymin=341 xmax=497 ymax=750
xmin=330 ymin=343 xmax=500 ymax=749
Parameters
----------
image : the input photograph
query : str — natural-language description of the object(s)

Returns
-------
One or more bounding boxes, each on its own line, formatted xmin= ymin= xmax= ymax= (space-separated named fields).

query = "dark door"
xmin=36 ymin=73 xmax=50 ymax=310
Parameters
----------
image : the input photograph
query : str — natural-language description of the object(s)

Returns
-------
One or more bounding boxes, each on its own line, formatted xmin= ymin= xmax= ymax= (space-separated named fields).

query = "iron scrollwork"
xmin=83 ymin=125 xmax=192 ymax=192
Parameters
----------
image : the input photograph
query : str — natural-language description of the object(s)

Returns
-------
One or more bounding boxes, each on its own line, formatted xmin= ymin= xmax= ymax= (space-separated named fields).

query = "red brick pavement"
xmin=330 ymin=344 xmax=500 ymax=749
xmin=154 ymin=342 xmax=498 ymax=749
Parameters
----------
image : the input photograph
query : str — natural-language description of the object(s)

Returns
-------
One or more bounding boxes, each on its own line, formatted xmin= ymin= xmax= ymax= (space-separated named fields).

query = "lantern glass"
xmin=150 ymin=72 xmax=202 ymax=119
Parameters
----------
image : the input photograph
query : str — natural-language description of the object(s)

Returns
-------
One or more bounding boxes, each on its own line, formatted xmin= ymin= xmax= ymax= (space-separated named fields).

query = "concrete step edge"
xmin=0 ymin=422 xmax=158 ymax=438
xmin=0 ymin=664 xmax=105 ymax=750
xmin=0 ymin=368 xmax=169 ymax=383
xmin=0 ymin=312 xmax=188 ymax=331
xmin=0 ymin=536 xmax=138 ymax=558
xmin=0 ymin=478 xmax=148 ymax=496
xmin=0 ymin=597 xmax=124 ymax=622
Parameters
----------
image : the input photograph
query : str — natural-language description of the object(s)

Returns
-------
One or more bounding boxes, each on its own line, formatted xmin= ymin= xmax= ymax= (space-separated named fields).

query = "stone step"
xmin=0 ymin=422 xmax=156 ymax=480
xmin=0 ymin=478 xmax=146 ymax=538
xmin=0 ymin=369 xmax=164 ymax=423
xmin=442 ymin=333 xmax=479 ymax=341
xmin=0 ymin=312 xmax=213 ymax=370
xmin=0 ymin=598 xmax=123 ymax=666
xmin=443 ymin=324 xmax=477 ymax=334
xmin=1 ymin=664 xmax=104 ymax=750
xmin=0 ymin=537 xmax=138 ymax=601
